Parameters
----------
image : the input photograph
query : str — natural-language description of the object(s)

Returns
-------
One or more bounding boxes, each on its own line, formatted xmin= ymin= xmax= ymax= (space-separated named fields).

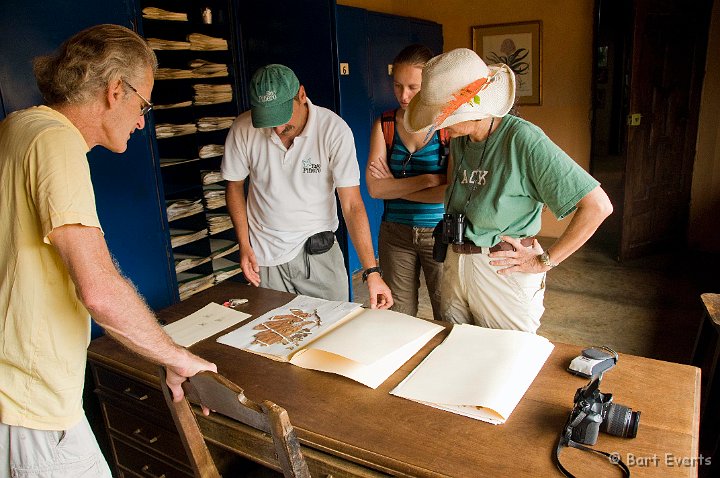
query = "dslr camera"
xmin=441 ymin=213 xmax=467 ymax=245
xmin=565 ymin=374 xmax=641 ymax=445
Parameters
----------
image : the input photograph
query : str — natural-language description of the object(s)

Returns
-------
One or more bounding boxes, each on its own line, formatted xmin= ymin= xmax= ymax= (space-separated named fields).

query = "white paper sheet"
xmin=289 ymin=309 xmax=443 ymax=388
xmin=163 ymin=302 xmax=251 ymax=347
xmin=390 ymin=324 xmax=554 ymax=423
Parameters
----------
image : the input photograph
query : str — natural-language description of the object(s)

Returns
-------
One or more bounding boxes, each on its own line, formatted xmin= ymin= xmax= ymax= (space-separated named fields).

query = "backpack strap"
xmin=437 ymin=127 xmax=451 ymax=168
xmin=380 ymin=109 xmax=397 ymax=159
xmin=380 ymin=109 xmax=450 ymax=168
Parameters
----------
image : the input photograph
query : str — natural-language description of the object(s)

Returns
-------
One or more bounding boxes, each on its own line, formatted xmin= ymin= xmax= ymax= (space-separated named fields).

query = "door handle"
xmin=627 ymin=113 xmax=642 ymax=126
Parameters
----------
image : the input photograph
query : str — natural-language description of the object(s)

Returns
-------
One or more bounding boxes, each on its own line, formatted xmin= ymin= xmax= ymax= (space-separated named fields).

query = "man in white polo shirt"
xmin=222 ymin=64 xmax=393 ymax=308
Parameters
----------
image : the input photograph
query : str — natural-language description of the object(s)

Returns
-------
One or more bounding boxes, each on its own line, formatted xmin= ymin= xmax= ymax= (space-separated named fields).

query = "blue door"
xmin=336 ymin=6 xmax=444 ymax=279
xmin=336 ymin=6 xmax=376 ymax=288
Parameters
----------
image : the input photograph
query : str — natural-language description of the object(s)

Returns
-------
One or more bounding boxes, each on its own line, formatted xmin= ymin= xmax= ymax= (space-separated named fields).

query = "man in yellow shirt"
xmin=0 ymin=25 xmax=216 ymax=477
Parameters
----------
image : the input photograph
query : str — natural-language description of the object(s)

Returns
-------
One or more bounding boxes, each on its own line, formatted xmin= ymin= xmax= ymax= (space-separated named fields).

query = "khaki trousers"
xmin=440 ymin=248 xmax=546 ymax=333
xmin=0 ymin=415 xmax=112 ymax=478
xmin=378 ymin=221 xmax=443 ymax=320
xmin=260 ymin=240 xmax=349 ymax=301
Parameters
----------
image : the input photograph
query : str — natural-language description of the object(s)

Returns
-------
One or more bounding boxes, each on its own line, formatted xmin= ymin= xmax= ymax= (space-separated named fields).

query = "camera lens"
xmin=601 ymin=403 xmax=641 ymax=438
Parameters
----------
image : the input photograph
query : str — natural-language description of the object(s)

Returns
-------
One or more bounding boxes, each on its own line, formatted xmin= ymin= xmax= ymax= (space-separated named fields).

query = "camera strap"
xmin=554 ymin=427 xmax=631 ymax=478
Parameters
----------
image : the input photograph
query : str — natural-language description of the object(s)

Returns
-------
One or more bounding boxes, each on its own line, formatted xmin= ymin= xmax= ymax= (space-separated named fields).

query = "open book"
xmin=390 ymin=324 xmax=554 ymax=424
xmin=217 ymin=295 xmax=443 ymax=389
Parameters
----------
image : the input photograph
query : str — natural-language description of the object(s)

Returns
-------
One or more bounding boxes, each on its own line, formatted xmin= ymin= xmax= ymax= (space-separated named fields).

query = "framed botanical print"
xmin=472 ymin=21 xmax=542 ymax=105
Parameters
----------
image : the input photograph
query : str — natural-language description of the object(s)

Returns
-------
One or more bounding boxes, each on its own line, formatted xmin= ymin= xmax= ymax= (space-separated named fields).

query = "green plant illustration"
xmin=486 ymin=38 xmax=529 ymax=75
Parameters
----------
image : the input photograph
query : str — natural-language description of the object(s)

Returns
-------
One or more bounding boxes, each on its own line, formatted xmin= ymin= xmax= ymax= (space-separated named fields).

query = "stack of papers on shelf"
xmin=210 ymin=238 xmax=239 ymax=259
xmin=155 ymin=123 xmax=198 ymax=139
xmin=147 ymin=38 xmax=191 ymax=51
xmin=212 ymin=257 xmax=242 ymax=282
xmin=199 ymin=144 xmax=224 ymax=159
xmin=177 ymin=271 xmax=215 ymax=300
xmin=217 ymin=295 xmax=443 ymax=389
xmin=155 ymin=100 xmax=193 ymax=111
xmin=160 ymin=157 xmax=200 ymax=167
xmin=164 ymin=303 xmax=251 ymax=347
xmin=201 ymin=169 xmax=223 ymax=185
xmin=197 ymin=116 xmax=235 ymax=132
xmin=188 ymin=33 xmax=228 ymax=51
xmin=193 ymin=84 xmax=233 ymax=105
xmin=174 ymin=252 xmax=211 ymax=274
xmin=170 ymin=228 xmax=208 ymax=248
xmin=206 ymin=213 xmax=233 ymax=234
xmin=142 ymin=7 xmax=188 ymax=21
xmin=203 ymin=184 xmax=226 ymax=209
xmin=190 ymin=59 xmax=229 ymax=78
xmin=166 ymin=198 xmax=204 ymax=222
xmin=155 ymin=68 xmax=194 ymax=80
xmin=390 ymin=324 xmax=554 ymax=424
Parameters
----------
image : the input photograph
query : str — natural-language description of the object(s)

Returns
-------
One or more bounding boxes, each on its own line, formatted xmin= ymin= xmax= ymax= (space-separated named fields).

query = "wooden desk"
xmin=88 ymin=282 xmax=702 ymax=478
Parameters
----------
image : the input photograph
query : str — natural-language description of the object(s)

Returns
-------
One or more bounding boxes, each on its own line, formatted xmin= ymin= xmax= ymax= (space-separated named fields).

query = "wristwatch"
xmin=362 ymin=266 xmax=383 ymax=282
xmin=538 ymin=251 xmax=558 ymax=268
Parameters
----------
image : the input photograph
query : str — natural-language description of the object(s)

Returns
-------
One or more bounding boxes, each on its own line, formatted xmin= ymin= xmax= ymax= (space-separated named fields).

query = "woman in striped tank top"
xmin=366 ymin=44 xmax=448 ymax=320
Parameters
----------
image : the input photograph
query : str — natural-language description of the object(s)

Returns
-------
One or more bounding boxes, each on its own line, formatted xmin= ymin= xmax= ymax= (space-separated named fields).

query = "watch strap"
xmin=539 ymin=251 xmax=558 ymax=268
xmin=362 ymin=266 xmax=383 ymax=282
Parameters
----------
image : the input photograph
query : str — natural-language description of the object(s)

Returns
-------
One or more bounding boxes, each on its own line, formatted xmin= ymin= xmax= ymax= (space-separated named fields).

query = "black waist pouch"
xmin=432 ymin=220 xmax=448 ymax=263
xmin=305 ymin=231 xmax=335 ymax=255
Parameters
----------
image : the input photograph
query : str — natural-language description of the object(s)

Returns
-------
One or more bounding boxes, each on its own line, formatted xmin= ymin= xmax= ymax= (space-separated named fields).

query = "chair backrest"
xmin=159 ymin=368 xmax=311 ymax=478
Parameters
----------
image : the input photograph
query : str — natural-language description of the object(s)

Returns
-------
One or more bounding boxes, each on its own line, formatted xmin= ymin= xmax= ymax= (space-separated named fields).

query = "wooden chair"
xmin=159 ymin=368 xmax=311 ymax=478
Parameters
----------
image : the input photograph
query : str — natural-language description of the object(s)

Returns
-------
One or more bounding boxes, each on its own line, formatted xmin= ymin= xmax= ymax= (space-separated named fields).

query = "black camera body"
xmin=566 ymin=375 xmax=641 ymax=446
xmin=441 ymin=213 xmax=467 ymax=245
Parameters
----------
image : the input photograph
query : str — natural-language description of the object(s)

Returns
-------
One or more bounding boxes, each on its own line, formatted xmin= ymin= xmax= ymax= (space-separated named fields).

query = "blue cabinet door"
xmin=236 ymin=0 xmax=339 ymax=112
xmin=336 ymin=6 xmax=444 ymax=278
xmin=0 ymin=0 xmax=177 ymax=327
xmin=336 ymin=6 xmax=377 ymax=280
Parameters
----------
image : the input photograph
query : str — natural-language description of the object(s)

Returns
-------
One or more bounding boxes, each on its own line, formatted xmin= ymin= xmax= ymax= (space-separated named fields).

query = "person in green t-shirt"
xmin=404 ymin=48 xmax=613 ymax=333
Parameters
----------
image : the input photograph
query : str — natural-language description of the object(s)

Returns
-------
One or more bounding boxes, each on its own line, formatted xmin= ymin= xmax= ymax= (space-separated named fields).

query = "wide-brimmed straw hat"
xmin=404 ymin=48 xmax=516 ymax=133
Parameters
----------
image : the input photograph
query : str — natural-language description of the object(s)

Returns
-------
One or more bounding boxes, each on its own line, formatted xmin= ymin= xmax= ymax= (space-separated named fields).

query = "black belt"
xmin=451 ymin=236 xmax=535 ymax=254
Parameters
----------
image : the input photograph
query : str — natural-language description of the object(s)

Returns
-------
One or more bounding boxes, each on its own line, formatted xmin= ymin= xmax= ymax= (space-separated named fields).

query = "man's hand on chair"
xmin=167 ymin=350 xmax=217 ymax=415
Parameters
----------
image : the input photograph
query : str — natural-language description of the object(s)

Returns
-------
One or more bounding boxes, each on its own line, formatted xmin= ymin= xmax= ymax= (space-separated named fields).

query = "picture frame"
xmin=471 ymin=20 xmax=542 ymax=106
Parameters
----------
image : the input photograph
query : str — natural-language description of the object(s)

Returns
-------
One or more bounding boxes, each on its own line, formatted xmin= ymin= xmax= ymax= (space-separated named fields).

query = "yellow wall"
xmin=689 ymin=0 xmax=720 ymax=253
xmin=338 ymin=0 xmax=594 ymax=238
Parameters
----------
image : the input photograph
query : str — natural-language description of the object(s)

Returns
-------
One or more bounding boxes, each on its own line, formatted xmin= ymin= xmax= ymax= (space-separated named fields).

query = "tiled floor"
xmin=352 ymin=238 xmax=719 ymax=364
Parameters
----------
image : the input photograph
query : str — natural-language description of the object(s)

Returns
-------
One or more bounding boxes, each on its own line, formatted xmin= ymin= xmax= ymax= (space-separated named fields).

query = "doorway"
xmin=590 ymin=0 xmax=631 ymax=256
xmin=590 ymin=0 xmax=713 ymax=260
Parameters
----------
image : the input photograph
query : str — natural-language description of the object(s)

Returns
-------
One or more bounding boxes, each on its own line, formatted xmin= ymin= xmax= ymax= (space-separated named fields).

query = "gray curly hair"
xmin=33 ymin=24 xmax=157 ymax=105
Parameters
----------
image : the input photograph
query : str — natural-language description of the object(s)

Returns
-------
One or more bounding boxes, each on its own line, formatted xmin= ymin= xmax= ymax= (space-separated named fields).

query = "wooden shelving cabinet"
xmin=139 ymin=0 xmax=246 ymax=300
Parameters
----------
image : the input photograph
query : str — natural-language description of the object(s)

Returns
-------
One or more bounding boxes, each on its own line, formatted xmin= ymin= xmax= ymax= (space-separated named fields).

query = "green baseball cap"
xmin=249 ymin=64 xmax=300 ymax=128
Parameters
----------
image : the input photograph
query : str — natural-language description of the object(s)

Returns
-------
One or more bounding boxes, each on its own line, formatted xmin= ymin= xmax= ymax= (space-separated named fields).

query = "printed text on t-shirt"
xmin=460 ymin=168 xmax=489 ymax=185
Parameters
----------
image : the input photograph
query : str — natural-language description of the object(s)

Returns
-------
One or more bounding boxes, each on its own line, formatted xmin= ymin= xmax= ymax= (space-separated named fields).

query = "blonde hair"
xmin=33 ymin=24 xmax=157 ymax=105
xmin=392 ymin=44 xmax=434 ymax=69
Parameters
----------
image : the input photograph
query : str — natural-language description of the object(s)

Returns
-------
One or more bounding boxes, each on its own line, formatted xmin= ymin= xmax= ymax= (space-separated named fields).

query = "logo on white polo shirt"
xmin=302 ymin=157 xmax=321 ymax=174
xmin=258 ymin=90 xmax=277 ymax=103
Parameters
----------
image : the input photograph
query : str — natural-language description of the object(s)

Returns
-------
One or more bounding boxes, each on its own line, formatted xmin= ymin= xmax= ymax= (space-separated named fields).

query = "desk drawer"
xmin=94 ymin=366 xmax=166 ymax=413
xmin=113 ymin=438 xmax=192 ymax=478
xmin=103 ymin=402 xmax=188 ymax=466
